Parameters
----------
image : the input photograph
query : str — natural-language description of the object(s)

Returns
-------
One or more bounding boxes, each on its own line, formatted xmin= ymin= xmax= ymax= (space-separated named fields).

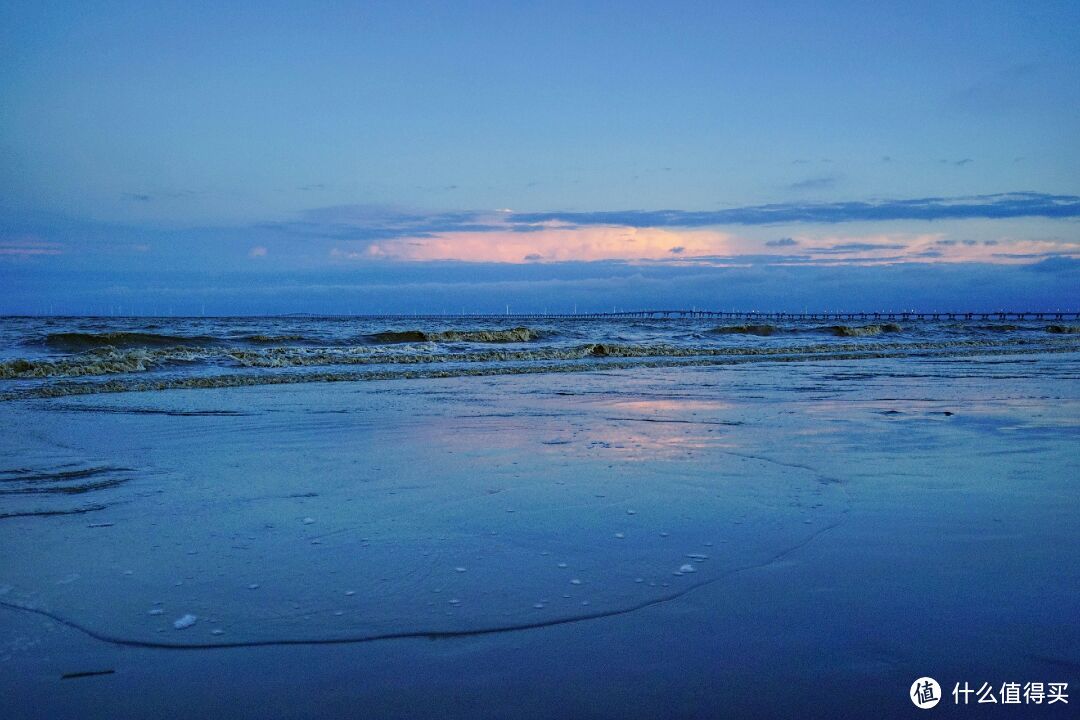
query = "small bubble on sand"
xmin=334 ymin=611 xmax=344 ymax=616
xmin=660 ymin=532 xmax=669 ymax=537
xmin=680 ymin=564 xmax=696 ymax=573
xmin=211 ymin=629 xmax=224 ymax=636
xmin=247 ymin=584 xmax=260 ymax=590
xmin=634 ymin=578 xmax=644 ymax=583
xmin=147 ymin=608 xmax=163 ymax=616
xmin=570 ymin=579 xmax=582 ymax=585
xmin=449 ymin=599 xmax=461 ymax=606
xmin=345 ymin=590 xmax=355 ymax=596
xmin=454 ymin=567 xmax=467 ymax=573
xmin=614 ymin=533 xmax=625 ymax=539
xmin=533 ymin=603 xmax=545 ymax=609
xmin=173 ymin=614 xmax=197 ymax=630
xmin=626 ymin=510 xmax=636 ymax=515
xmin=557 ymin=562 xmax=568 ymax=568
xmin=581 ymin=600 xmax=590 ymax=606
xmin=302 ymin=517 xmax=315 ymax=525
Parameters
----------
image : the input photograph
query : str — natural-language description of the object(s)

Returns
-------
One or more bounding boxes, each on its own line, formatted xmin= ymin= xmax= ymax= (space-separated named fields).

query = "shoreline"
xmin=2 ymin=356 xmax=1077 ymax=718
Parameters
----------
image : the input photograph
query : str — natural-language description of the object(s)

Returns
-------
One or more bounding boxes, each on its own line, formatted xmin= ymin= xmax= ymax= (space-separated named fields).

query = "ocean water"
xmin=1 ymin=316 xmax=1077 ymax=718
xmin=1 ymin=314 xmax=1076 ymax=398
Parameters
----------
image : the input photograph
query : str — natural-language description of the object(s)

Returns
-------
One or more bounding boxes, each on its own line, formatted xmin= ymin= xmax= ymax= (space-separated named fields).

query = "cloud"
xmin=948 ymin=62 xmax=1057 ymax=115
xmin=507 ymin=192 xmax=1080 ymax=227
xmin=264 ymin=205 xmax=509 ymax=242
xmin=123 ymin=190 xmax=201 ymax=202
xmin=260 ymin=193 xmax=1080 ymax=253
xmin=337 ymin=223 xmax=1078 ymax=267
xmin=365 ymin=226 xmax=737 ymax=263
xmin=0 ymin=238 xmax=64 ymax=256
xmin=787 ymin=175 xmax=838 ymax=191
xmin=5 ymin=193 xmax=1078 ymax=279
xmin=807 ymin=242 xmax=908 ymax=254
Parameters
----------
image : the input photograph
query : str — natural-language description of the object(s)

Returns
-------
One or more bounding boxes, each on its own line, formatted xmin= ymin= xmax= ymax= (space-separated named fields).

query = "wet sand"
xmin=1 ymin=354 xmax=1077 ymax=718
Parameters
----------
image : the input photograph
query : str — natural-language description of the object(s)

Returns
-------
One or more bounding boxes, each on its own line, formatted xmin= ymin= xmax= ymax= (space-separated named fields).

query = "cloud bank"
xmin=3 ymin=191 xmax=1078 ymax=313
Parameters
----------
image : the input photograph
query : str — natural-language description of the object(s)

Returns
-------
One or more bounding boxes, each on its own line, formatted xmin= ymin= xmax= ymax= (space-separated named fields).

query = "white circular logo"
xmin=911 ymin=677 xmax=941 ymax=709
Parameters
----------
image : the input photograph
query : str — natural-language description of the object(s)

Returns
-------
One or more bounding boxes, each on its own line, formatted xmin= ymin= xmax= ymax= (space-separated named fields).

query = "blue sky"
xmin=1 ymin=1 xmax=1078 ymax=314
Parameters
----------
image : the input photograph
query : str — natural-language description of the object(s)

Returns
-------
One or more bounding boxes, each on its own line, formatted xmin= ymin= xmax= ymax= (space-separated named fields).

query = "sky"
xmin=1 ymin=0 xmax=1078 ymax=314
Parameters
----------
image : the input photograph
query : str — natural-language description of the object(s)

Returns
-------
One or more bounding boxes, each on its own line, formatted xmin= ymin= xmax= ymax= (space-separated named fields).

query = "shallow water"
xmin=0 ymin=329 xmax=1077 ymax=718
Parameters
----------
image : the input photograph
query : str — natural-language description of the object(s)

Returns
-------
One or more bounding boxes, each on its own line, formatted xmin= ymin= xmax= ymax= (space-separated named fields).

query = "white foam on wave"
xmin=172 ymin=614 xmax=197 ymax=630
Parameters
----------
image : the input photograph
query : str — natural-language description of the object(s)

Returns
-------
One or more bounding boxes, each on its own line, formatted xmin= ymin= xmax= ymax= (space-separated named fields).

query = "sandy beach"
xmin=2 ymin=351 xmax=1077 ymax=718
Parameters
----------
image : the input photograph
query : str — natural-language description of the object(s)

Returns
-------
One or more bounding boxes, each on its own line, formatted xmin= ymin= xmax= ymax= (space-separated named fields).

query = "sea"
xmin=1 ymin=314 xmax=1077 ymax=718
xmin=2 ymin=314 xmax=1077 ymax=399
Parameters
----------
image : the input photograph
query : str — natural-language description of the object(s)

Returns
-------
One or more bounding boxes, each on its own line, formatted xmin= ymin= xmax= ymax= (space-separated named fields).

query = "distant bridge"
xmin=353 ymin=310 xmax=1080 ymax=322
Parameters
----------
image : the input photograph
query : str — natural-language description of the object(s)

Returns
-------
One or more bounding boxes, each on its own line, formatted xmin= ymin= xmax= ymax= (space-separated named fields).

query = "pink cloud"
xmin=366 ymin=225 xmax=736 ymax=263
xmin=331 ymin=223 xmax=1077 ymax=267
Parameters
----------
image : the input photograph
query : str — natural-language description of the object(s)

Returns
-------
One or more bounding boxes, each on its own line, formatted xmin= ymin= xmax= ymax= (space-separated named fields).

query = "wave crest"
xmin=709 ymin=325 xmax=778 ymax=336
xmin=0 ymin=347 xmax=208 ymax=379
xmin=41 ymin=331 xmax=218 ymax=352
xmin=824 ymin=323 xmax=902 ymax=337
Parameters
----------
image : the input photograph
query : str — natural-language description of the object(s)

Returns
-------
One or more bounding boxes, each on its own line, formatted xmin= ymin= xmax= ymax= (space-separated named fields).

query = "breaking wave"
xmin=710 ymin=325 xmax=779 ymax=336
xmin=1 ymin=336 xmax=1077 ymax=390
xmin=40 ymin=331 xmax=220 ymax=352
xmin=821 ymin=323 xmax=903 ymax=337
xmin=0 ymin=347 xmax=211 ymax=379
xmin=4 ymin=339 xmax=1076 ymax=400
xmin=33 ymin=326 xmax=542 ymax=353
